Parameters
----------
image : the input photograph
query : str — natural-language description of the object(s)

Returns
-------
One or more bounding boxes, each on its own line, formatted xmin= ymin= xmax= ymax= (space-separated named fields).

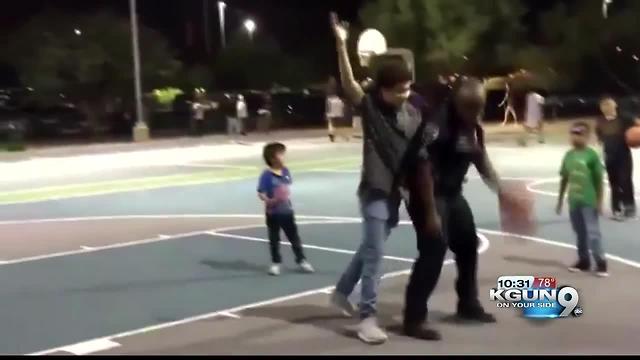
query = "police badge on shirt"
xmin=417 ymin=122 xmax=440 ymax=160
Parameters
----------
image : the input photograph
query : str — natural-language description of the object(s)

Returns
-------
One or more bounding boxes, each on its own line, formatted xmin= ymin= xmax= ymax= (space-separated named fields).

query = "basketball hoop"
xmin=357 ymin=29 xmax=387 ymax=67
xmin=358 ymin=51 xmax=376 ymax=67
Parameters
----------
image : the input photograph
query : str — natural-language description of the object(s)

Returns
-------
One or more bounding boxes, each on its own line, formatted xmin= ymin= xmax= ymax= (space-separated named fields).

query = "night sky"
xmin=1 ymin=0 xmax=364 ymax=56
xmin=0 ymin=0 xmax=560 ymax=86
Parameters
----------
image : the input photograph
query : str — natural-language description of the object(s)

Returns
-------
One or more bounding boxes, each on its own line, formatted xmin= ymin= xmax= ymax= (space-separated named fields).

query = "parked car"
xmin=0 ymin=107 xmax=29 ymax=149
xmin=25 ymin=105 xmax=91 ymax=139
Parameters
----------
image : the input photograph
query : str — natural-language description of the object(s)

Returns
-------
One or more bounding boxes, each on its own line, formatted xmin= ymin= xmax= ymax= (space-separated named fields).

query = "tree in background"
xmin=538 ymin=0 xmax=640 ymax=93
xmin=3 ymin=10 xmax=181 ymax=134
xmin=360 ymin=0 xmax=640 ymax=93
xmin=360 ymin=0 xmax=537 ymax=82
xmin=213 ymin=32 xmax=314 ymax=90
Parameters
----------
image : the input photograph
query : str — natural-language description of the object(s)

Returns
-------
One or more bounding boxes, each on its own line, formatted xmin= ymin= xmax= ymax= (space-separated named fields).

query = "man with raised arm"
xmin=327 ymin=12 xmax=439 ymax=345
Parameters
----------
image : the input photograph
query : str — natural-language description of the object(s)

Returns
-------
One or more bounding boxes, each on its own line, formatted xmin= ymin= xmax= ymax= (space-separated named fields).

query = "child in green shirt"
xmin=556 ymin=121 xmax=608 ymax=277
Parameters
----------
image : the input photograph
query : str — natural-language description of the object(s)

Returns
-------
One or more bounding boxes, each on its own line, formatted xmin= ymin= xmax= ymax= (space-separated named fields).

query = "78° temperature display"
xmin=490 ymin=275 xmax=582 ymax=319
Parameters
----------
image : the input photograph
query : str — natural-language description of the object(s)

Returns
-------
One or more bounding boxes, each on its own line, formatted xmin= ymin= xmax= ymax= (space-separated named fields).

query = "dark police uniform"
xmin=596 ymin=113 xmax=636 ymax=217
xmin=404 ymin=104 xmax=493 ymax=327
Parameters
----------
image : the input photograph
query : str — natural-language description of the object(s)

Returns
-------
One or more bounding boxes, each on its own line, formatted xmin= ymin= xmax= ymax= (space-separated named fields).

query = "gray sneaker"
xmin=357 ymin=317 xmax=388 ymax=345
xmin=330 ymin=290 xmax=356 ymax=317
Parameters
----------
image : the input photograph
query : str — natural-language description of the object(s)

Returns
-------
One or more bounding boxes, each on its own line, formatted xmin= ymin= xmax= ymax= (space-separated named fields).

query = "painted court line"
xmin=218 ymin=312 xmax=242 ymax=319
xmin=25 ymin=211 xmax=640 ymax=355
xmin=29 ymin=268 xmax=415 ymax=356
xmin=1 ymin=213 xmax=639 ymax=269
xmin=480 ymin=228 xmax=640 ymax=269
xmin=0 ymin=217 xmax=360 ymax=265
xmin=0 ymin=157 xmax=361 ymax=206
xmin=177 ymin=163 xmax=259 ymax=170
xmin=7 ymin=215 xmax=640 ymax=354
xmin=0 ymin=232 xmax=203 ymax=266
xmin=527 ymin=177 xmax=640 ymax=200
xmin=25 ymin=218 xmax=488 ymax=356
xmin=307 ymin=168 xmax=360 ymax=174
xmin=0 ymin=214 xmax=362 ymax=227
xmin=208 ymin=231 xmax=415 ymax=263
xmin=58 ymin=339 xmax=121 ymax=356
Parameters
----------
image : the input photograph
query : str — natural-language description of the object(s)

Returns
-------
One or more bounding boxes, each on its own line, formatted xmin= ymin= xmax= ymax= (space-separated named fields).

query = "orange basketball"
xmin=626 ymin=126 xmax=640 ymax=148
xmin=499 ymin=180 xmax=536 ymax=237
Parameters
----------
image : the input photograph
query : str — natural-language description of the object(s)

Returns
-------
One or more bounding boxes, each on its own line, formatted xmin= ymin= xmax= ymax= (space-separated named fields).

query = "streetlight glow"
xmin=218 ymin=1 xmax=226 ymax=48
xmin=74 ymin=28 xmax=82 ymax=36
xmin=243 ymin=19 xmax=256 ymax=41
xmin=244 ymin=19 xmax=256 ymax=34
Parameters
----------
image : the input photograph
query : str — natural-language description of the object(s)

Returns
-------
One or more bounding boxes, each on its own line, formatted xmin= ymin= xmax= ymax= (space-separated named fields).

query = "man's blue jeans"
xmin=335 ymin=199 xmax=392 ymax=319
xmin=569 ymin=206 xmax=605 ymax=264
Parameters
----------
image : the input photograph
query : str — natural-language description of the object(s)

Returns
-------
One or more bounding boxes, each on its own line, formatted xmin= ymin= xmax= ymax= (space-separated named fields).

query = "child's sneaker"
xmin=595 ymin=261 xmax=609 ymax=277
xmin=568 ymin=260 xmax=590 ymax=273
xmin=357 ymin=317 xmax=388 ymax=345
xmin=298 ymin=260 xmax=315 ymax=273
xmin=268 ymin=264 xmax=281 ymax=276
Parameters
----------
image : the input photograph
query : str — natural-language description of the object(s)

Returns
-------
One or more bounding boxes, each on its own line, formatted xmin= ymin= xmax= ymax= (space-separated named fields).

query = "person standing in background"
xmin=190 ymin=91 xmax=215 ymax=137
xmin=237 ymin=94 xmax=248 ymax=137
xmin=521 ymin=90 xmax=546 ymax=145
xmin=499 ymin=83 xmax=517 ymax=126
xmin=596 ymin=95 xmax=639 ymax=220
xmin=191 ymin=101 xmax=207 ymax=136
xmin=227 ymin=94 xmax=247 ymax=138
xmin=326 ymin=92 xmax=345 ymax=142
xmin=257 ymin=93 xmax=272 ymax=133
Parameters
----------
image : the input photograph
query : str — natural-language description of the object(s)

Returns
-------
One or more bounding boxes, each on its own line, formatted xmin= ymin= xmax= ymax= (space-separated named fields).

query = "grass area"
xmin=0 ymin=156 xmax=361 ymax=205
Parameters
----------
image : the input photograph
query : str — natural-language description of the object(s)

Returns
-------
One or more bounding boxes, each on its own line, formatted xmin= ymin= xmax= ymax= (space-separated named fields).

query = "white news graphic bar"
xmin=497 ymin=275 xmax=535 ymax=288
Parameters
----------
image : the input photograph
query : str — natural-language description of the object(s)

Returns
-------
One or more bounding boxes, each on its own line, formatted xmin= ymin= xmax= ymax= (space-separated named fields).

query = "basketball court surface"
xmin=1 ymin=137 xmax=639 ymax=355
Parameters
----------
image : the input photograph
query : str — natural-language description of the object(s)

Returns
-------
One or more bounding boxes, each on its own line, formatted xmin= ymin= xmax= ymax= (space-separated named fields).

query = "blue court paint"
xmin=0 ymin=232 xmax=409 ymax=354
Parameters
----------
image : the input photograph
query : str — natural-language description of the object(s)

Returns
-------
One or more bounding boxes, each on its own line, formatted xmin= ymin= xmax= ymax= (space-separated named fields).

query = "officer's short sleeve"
xmin=416 ymin=121 xmax=439 ymax=161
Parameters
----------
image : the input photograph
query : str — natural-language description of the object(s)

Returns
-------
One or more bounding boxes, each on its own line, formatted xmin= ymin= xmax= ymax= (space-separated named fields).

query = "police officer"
xmin=402 ymin=78 xmax=520 ymax=340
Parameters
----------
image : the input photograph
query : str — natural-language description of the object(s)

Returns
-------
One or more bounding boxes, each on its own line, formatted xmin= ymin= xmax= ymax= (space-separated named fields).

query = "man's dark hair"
xmin=450 ymin=76 xmax=484 ymax=95
xmin=375 ymin=61 xmax=413 ymax=90
xmin=600 ymin=94 xmax=615 ymax=103
xmin=571 ymin=121 xmax=591 ymax=134
xmin=263 ymin=142 xmax=286 ymax=167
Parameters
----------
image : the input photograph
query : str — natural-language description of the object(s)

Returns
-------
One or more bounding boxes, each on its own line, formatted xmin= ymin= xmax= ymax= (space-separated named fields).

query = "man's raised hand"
xmin=330 ymin=12 xmax=349 ymax=44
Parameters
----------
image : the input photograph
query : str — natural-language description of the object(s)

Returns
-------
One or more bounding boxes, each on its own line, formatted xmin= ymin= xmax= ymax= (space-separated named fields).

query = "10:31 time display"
xmin=497 ymin=275 xmax=534 ymax=289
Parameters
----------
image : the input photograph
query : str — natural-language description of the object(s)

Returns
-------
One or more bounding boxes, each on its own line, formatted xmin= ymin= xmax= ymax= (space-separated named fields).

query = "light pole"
xmin=203 ymin=0 xmax=211 ymax=55
xmin=129 ymin=0 xmax=149 ymax=141
xmin=218 ymin=1 xmax=226 ymax=49
xmin=244 ymin=19 xmax=256 ymax=41
xmin=603 ymin=0 xmax=613 ymax=18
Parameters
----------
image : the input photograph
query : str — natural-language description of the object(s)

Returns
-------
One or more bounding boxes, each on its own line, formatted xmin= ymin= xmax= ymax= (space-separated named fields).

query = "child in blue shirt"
xmin=257 ymin=142 xmax=314 ymax=276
